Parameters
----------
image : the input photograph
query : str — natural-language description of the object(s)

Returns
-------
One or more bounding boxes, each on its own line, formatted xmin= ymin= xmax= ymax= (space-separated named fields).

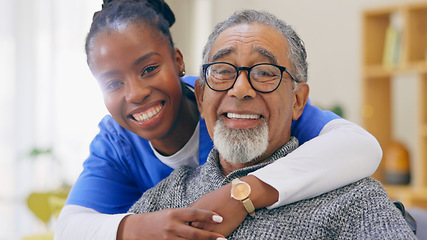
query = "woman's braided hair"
xmin=86 ymin=0 xmax=195 ymax=101
xmin=85 ymin=0 xmax=175 ymax=64
xmin=99 ymin=0 xmax=175 ymax=27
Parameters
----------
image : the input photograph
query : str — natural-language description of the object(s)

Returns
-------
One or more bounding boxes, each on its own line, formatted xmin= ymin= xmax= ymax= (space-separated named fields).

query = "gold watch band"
xmin=242 ymin=198 xmax=255 ymax=216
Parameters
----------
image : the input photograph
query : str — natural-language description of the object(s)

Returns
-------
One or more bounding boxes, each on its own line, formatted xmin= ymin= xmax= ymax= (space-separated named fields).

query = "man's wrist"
xmin=240 ymin=175 xmax=279 ymax=209
xmin=231 ymin=178 xmax=255 ymax=216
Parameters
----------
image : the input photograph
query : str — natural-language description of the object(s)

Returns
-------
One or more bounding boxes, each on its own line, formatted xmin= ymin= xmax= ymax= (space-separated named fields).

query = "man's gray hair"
xmin=200 ymin=9 xmax=308 ymax=84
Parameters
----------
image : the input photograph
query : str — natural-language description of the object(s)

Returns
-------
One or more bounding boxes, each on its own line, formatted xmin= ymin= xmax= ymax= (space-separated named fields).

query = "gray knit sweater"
xmin=129 ymin=137 xmax=416 ymax=239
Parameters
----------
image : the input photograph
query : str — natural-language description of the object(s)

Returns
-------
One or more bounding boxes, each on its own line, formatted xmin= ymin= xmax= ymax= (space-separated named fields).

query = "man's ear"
xmin=194 ymin=79 xmax=205 ymax=119
xmin=292 ymin=82 xmax=309 ymax=121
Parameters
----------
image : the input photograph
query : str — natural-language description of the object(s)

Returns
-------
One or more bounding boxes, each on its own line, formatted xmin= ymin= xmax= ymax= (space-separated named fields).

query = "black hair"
xmin=85 ymin=0 xmax=175 ymax=64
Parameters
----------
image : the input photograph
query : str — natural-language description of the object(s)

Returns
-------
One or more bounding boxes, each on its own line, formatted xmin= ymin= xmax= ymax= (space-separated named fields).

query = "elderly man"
xmin=128 ymin=10 xmax=415 ymax=239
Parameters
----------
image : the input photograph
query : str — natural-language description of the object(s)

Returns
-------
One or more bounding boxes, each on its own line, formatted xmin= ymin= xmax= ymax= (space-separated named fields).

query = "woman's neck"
xmin=150 ymin=93 xmax=199 ymax=156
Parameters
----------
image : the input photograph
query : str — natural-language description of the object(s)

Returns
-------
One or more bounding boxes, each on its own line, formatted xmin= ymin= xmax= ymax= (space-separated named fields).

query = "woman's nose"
xmin=227 ymin=71 xmax=256 ymax=99
xmin=124 ymin=76 xmax=151 ymax=103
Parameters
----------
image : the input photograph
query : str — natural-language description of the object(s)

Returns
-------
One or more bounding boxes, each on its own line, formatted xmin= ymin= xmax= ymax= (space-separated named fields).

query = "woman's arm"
xmin=251 ymin=118 xmax=382 ymax=208
xmin=54 ymin=205 xmax=129 ymax=240
xmin=55 ymin=205 xmax=225 ymax=240
xmin=249 ymin=101 xmax=382 ymax=207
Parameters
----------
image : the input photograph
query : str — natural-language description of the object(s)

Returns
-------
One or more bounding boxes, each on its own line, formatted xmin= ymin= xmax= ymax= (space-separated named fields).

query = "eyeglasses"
xmin=202 ymin=62 xmax=299 ymax=93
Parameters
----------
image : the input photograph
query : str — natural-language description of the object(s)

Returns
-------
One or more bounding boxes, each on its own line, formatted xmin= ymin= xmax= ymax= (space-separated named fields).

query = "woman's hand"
xmin=117 ymin=208 xmax=225 ymax=240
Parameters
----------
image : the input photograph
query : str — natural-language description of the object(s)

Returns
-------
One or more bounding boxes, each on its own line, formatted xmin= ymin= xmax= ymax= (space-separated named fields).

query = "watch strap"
xmin=242 ymin=197 xmax=255 ymax=216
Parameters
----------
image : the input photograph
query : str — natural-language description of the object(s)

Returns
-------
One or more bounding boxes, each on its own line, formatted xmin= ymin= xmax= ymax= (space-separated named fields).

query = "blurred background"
xmin=1 ymin=0 xmax=426 ymax=239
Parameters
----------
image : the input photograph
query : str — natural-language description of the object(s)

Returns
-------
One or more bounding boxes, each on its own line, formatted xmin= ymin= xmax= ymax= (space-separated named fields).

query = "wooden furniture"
xmin=362 ymin=1 xmax=427 ymax=208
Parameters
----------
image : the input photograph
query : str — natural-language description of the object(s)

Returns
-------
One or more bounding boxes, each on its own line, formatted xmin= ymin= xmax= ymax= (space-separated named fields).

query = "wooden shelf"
xmin=362 ymin=2 xmax=427 ymax=209
xmin=421 ymin=124 xmax=427 ymax=137
xmin=364 ymin=62 xmax=427 ymax=78
xmin=385 ymin=185 xmax=427 ymax=209
xmin=413 ymin=62 xmax=427 ymax=73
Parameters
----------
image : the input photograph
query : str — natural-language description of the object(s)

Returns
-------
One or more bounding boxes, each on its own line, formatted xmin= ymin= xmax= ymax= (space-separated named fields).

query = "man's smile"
xmin=222 ymin=112 xmax=263 ymax=130
xmin=226 ymin=112 xmax=261 ymax=120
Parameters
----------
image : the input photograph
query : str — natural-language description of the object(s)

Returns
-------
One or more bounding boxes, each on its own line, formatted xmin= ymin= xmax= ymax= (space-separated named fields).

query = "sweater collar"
xmin=204 ymin=137 xmax=299 ymax=185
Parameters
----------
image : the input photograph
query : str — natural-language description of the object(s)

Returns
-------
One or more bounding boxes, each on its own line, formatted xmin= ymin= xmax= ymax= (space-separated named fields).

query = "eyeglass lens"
xmin=206 ymin=63 xmax=282 ymax=92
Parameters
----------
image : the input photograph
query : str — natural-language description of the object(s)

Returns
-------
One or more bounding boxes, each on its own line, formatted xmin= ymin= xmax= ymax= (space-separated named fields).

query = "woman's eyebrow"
xmin=97 ymin=52 xmax=161 ymax=80
xmin=133 ymin=52 xmax=161 ymax=66
xmin=98 ymin=70 xmax=120 ymax=80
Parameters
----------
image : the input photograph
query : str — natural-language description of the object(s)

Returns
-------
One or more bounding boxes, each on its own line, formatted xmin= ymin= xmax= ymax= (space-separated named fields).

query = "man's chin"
xmin=213 ymin=118 xmax=269 ymax=165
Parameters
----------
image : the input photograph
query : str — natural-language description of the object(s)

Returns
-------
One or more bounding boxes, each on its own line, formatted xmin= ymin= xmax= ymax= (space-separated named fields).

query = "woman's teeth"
xmin=133 ymin=105 xmax=162 ymax=121
xmin=227 ymin=112 xmax=260 ymax=119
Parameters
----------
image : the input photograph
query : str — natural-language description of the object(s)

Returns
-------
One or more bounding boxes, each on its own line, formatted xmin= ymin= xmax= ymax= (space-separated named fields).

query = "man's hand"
xmin=189 ymin=184 xmax=247 ymax=237
xmin=117 ymin=208 xmax=225 ymax=240
xmin=189 ymin=175 xmax=279 ymax=237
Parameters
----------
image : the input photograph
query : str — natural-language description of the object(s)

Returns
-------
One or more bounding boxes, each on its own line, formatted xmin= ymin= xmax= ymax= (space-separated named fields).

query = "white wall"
xmin=0 ymin=0 xmax=106 ymax=239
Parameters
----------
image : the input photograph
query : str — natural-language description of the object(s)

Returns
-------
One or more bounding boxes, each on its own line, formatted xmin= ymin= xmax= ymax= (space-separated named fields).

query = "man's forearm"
xmin=240 ymin=175 xmax=279 ymax=209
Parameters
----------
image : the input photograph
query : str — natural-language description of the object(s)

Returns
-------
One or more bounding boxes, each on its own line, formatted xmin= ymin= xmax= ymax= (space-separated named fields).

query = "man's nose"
xmin=124 ymin=76 xmax=151 ymax=103
xmin=227 ymin=71 xmax=257 ymax=99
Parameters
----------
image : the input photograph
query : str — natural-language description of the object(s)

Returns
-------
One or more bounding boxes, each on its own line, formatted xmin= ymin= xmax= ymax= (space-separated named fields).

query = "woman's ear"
xmin=194 ymin=79 xmax=205 ymax=119
xmin=292 ymin=82 xmax=309 ymax=121
xmin=174 ymin=48 xmax=185 ymax=76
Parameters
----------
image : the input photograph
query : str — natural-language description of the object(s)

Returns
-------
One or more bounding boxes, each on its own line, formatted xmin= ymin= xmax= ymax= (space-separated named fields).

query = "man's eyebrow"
xmin=252 ymin=45 xmax=278 ymax=65
xmin=211 ymin=46 xmax=235 ymax=62
xmin=210 ymin=45 xmax=278 ymax=64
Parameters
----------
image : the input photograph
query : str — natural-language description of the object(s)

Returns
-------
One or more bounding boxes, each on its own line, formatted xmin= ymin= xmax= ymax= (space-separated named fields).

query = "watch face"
xmin=232 ymin=182 xmax=250 ymax=200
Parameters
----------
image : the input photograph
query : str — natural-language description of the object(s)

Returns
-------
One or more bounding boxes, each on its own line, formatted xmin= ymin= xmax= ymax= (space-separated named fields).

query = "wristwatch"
xmin=231 ymin=178 xmax=255 ymax=216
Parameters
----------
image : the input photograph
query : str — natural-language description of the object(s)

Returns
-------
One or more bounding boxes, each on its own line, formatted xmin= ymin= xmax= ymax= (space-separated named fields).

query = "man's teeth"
xmin=227 ymin=113 xmax=260 ymax=119
xmin=133 ymin=105 xmax=162 ymax=121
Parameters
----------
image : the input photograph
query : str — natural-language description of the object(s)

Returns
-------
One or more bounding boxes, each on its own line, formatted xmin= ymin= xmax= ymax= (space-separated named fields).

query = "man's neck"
xmin=219 ymin=158 xmax=250 ymax=176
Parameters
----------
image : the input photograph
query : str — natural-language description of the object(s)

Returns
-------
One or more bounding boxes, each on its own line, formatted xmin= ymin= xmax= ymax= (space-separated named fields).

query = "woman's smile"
xmin=131 ymin=102 xmax=163 ymax=122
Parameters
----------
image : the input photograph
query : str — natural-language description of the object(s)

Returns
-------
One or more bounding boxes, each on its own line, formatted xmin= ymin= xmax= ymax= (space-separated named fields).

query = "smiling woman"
xmin=87 ymin=23 xmax=193 ymax=153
